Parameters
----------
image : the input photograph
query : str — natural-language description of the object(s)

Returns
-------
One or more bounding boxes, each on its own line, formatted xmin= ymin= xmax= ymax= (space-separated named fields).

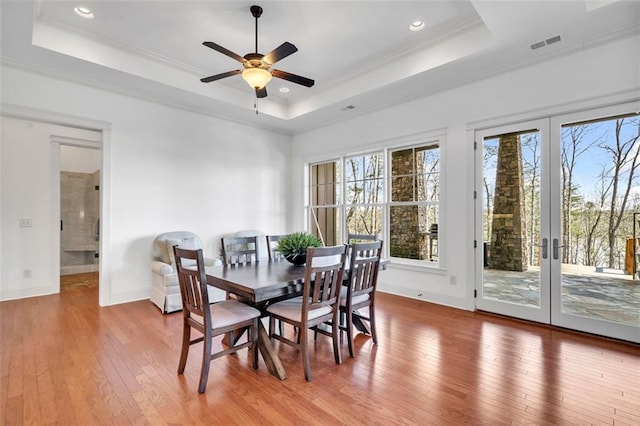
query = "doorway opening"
xmin=475 ymin=107 xmax=640 ymax=344
xmin=59 ymin=144 xmax=101 ymax=290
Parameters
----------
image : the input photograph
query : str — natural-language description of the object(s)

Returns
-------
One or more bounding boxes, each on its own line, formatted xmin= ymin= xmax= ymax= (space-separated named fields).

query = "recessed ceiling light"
xmin=279 ymin=87 xmax=290 ymax=93
xmin=409 ymin=20 xmax=425 ymax=32
xmin=74 ymin=6 xmax=95 ymax=19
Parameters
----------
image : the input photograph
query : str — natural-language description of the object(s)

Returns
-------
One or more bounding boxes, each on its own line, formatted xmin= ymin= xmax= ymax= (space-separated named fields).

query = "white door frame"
xmin=475 ymin=118 xmax=551 ymax=324
xmin=2 ymin=104 xmax=112 ymax=307
xmin=474 ymin=102 xmax=640 ymax=343
xmin=52 ymin=136 xmax=101 ymax=286
xmin=550 ymin=101 xmax=640 ymax=343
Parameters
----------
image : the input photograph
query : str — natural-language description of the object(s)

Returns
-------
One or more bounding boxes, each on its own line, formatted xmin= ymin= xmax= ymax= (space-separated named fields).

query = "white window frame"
xmin=387 ymin=142 xmax=441 ymax=267
xmin=306 ymin=133 xmax=445 ymax=269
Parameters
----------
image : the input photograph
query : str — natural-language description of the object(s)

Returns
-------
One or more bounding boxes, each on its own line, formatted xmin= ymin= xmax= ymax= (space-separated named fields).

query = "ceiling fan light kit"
xmin=200 ymin=4 xmax=314 ymax=99
xmin=242 ymin=68 xmax=271 ymax=89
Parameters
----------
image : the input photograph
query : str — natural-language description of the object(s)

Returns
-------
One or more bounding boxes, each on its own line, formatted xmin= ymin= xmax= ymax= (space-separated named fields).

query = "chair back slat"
xmin=303 ymin=245 xmax=347 ymax=312
xmin=266 ymin=234 xmax=286 ymax=262
xmin=221 ymin=236 xmax=260 ymax=265
xmin=174 ymin=246 xmax=210 ymax=323
xmin=347 ymin=233 xmax=377 ymax=244
xmin=348 ymin=241 xmax=383 ymax=298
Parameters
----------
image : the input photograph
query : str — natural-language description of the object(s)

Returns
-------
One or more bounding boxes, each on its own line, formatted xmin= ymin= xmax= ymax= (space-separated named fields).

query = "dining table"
xmin=203 ymin=258 xmax=386 ymax=380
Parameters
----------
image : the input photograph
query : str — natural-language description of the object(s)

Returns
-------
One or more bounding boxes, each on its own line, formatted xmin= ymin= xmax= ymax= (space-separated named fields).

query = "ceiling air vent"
xmin=545 ymin=35 xmax=562 ymax=45
xmin=530 ymin=40 xmax=546 ymax=50
xmin=530 ymin=34 xmax=562 ymax=50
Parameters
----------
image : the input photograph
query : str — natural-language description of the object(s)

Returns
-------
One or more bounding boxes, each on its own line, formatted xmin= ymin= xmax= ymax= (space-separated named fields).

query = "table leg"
xmin=257 ymin=321 xmax=288 ymax=380
xmin=222 ymin=328 xmax=246 ymax=348
xmin=352 ymin=312 xmax=371 ymax=334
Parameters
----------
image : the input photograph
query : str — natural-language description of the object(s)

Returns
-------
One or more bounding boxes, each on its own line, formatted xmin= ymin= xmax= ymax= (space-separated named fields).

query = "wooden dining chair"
xmin=267 ymin=245 xmax=347 ymax=381
xmin=221 ymin=236 xmax=260 ymax=265
xmin=340 ymin=240 xmax=383 ymax=357
xmin=266 ymin=234 xmax=286 ymax=262
xmin=173 ymin=246 xmax=260 ymax=393
xmin=221 ymin=235 xmax=261 ymax=301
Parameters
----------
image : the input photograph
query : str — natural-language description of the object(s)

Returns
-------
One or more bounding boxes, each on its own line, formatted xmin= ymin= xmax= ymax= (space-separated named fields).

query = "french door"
xmin=476 ymin=104 xmax=640 ymax=343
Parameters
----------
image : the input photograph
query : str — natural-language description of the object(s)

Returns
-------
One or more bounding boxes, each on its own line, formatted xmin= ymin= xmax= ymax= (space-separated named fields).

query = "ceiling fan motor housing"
xmin=250 ymin=5 xmax=263 ymax=19
xmin=243 ymin=53 xmax=269 ymax=69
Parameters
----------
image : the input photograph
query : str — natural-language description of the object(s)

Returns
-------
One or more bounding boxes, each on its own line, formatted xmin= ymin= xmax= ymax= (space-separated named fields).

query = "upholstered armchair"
xmin=150 ymin=231 xmax=225 ymax=313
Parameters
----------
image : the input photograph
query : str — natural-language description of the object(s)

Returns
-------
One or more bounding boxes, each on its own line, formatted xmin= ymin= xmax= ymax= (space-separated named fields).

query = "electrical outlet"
xmin=19 ymin=219 xmax=32 ymax=228
xmin=23 ymin=269 xmax=32 ymax=278
xmin=449 ymin=275 xmax=457 ymax=285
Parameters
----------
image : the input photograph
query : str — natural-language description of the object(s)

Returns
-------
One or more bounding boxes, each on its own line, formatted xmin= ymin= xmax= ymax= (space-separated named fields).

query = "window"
xmin=309 ymin=160 xmax=341 ymax=246
xmin=307 ymin=140 xmax=441 ymax=265
xmin=389 ymin=145 xmax=439 ymax=260
xmin=345 ymin=152 xmax=384 ymax=238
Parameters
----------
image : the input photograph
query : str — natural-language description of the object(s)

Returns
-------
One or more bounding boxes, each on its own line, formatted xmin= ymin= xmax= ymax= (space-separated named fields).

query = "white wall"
xmin=291 ymin=35 xmax=640 ymax=310
xmin=61 ymin=145 xmax=101 ymax=173
xmin=1 ymin=67 xmax=292 ymax=305
xmin=1 ymin=118 xmax=101 ymax=299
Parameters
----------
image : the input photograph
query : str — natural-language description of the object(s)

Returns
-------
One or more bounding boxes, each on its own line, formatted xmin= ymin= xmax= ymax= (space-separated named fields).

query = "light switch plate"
xmin=19 ymin=219 xmax=32 ymax=227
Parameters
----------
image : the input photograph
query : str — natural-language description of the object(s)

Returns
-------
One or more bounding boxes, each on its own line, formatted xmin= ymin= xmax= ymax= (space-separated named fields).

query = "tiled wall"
xmin=60 ymin=170 xmax=100 ymax=275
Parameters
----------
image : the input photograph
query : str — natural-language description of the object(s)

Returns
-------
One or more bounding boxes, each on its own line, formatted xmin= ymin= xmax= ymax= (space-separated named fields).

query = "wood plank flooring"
xmin=1 ymin=280 xmax=639 ymax=425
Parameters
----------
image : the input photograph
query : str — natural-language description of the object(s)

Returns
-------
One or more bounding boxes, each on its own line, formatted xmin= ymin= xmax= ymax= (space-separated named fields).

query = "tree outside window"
xmin=345 ymin=152 xmax=384 ymax=238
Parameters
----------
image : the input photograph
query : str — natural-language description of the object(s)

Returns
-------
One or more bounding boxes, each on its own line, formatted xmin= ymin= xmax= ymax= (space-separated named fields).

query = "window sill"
xmin=385 ymin=258 xmax=447 ymax=274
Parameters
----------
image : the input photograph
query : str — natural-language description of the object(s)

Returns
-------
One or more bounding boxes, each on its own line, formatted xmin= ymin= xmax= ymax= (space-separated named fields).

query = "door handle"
xmin=553 ymin=238 xmax=564 ymax=260
xmin=540 ymin=238 xmax=548 ymax=259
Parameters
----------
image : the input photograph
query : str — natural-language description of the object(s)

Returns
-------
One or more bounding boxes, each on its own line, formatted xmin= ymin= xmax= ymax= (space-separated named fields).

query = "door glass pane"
xmin=560 ymin=113 xmax=640 ymax=327
xmin=482 ymin=130 xmax=542 ymax=307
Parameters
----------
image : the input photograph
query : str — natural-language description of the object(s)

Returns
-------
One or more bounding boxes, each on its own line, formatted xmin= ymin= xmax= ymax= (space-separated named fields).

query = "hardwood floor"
xmin=60 ymin=272 xmax=99 ymax=289
xmin=1 ymin=284 xmax=639 ymax=425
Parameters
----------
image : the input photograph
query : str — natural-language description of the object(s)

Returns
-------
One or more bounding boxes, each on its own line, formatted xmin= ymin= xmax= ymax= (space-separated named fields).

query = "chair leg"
xmin=278 ymin=320 xmax=284 ymax=337
xmin=251 ymin=319 xmax=259 ymax=370
xmin=346 ymin=308 xmax=355 ymax=358
xmin=332 ymin=310 xmax=342 ymax=365
xmin=339 ymin=310 xmax=346 ymax=342
xmin=177 ymin=322 xmax=191 ymax=374
xmin=198 ymin=331 xmax=212 ymax=394
xmin=369 ymin=304 xmax=378 ymax=345
xmin=300 ymin=326 xmax=312 ymax=382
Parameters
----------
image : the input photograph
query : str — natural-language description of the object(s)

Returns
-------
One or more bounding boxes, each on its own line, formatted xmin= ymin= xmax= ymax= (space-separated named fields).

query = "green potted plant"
xmin=278 ymin=232 xmax=322 ymax=265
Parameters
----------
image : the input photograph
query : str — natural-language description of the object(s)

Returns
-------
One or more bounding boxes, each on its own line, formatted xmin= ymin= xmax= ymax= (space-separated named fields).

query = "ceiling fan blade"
xmin=202 ymin=41 xmax=246 ymax=64
xmin=200 ymin=70 xmax=242 ymax=83
xmin=256 ymin=87 xmax=267 ymax=98
xmin=271 ymin=69 xmax=314 ymax=87
xmin=263 ymin=42 xmax=298 ymax=65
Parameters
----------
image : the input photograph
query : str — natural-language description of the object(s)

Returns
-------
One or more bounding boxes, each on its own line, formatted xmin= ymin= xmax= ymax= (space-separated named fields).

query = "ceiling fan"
xmin=200 ymin=4 xmax=314 ymax=98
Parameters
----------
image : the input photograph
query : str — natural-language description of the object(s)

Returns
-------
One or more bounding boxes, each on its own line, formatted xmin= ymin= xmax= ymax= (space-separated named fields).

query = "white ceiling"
xmin=1 ymin=0 xmax=639 ymax=134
